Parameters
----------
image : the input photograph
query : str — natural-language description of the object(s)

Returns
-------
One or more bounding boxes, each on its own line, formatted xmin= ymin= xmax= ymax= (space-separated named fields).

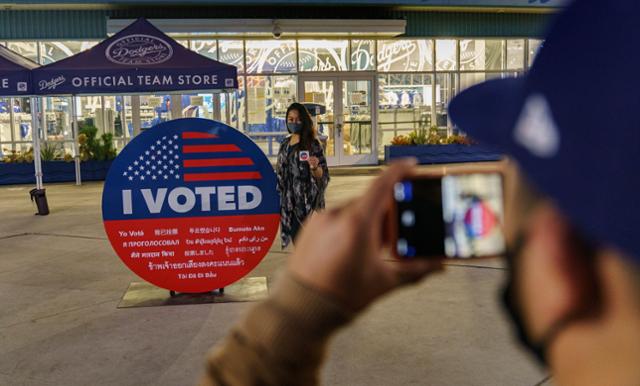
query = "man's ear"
xmin=518 ymin=203 xmax=600 ymax=340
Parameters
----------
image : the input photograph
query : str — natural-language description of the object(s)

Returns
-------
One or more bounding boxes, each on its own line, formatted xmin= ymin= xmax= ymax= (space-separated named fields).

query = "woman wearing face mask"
xmin=276 ymin=102 xmax=330 ymax=248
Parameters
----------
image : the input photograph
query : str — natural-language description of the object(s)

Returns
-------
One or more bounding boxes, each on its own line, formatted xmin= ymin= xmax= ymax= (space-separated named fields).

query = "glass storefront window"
xmin=44 ymin=96 xmax=72 ymax=141
xmin=460 ymin=72 xmax=520 ymax=93
xmin=351 ymin=40 xmax=376 ymax=71
xmin=377 ymin=39 xmax=433 ymax=72
xmin=5 ymin=41 xmax=38 ymax=62
xmin=435 ymin=73 xmax=457 ymax=128
xmin=103 ymin=96 xmax=120 ymax=137
xmin=0 ymin=97 xmax=12 ymax=145
xmin=77 ymin=95 xmax=102 ymax=131
xmin=40 ymin=41 xmax=98 ymax=64
xmin=219 ymin=40 xmax=245 ymax=73
xmin=247 ymin=76 xmax=297 ymax=157
xmin=12 ymin=98 xmax=33 ymax=143
xmin=245 ymin=75 xmax=295 ymax=157
xmin=460 ymin=39 xmax=504 ymax=71
xmin=73 ymin=95 xmax=127 ymax=150
xmin=192 ymin=40 xmax=218 ymax=60
xmin=38 ymin=41 xmax=99 ymax=146
xmin=114 ymin=96 xmax=132 ymax=149
xmin=0 ymin=98 xmax=32 ymax=155
xmin=378 ymin=73 xmax=434 ymax=155
xmin=299 ymin=40 xmax=349 ymax=72
xmin=221 ymin=76 xmax=246 ymax=131
xmin=246 ymin=75 xmax=296 ymax=132
xmin=246 ymin=40 xmax=297 ymax=74
xmin=181 ymin=93 xmax=214 ymax=119
xmin=139 ymin=95 xmax=172 ymax=130
xmin=436 ymin=40 xmax=457 ymax=71
xmin=0 ymin=36 xmax=542 ymax=162
xmin=507 ymin=39 xmax=525 ymax=70
xmin=460 ymin=73 xmax=490 ymax=93
xmin=342 ymin=79 xmax=373 ymax=155
xmin=529 ymin=39 xmax=543 ymax=67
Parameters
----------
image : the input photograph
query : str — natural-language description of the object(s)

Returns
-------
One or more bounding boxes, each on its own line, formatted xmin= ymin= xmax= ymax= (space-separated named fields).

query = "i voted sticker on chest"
xmin=299 ymin=150 xmax=310 ymax=162
xmin=102 ymin=118 xmax=280 ymax=293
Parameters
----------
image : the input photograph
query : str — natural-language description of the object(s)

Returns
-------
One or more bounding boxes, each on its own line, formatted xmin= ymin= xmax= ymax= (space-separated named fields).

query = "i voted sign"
xmin=102 ymin=118 xmax=279 ymax=293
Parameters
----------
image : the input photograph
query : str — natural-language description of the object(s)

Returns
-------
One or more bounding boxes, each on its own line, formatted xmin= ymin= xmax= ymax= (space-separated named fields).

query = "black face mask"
xmin=501 ymin=232 xmax=599 ymax=368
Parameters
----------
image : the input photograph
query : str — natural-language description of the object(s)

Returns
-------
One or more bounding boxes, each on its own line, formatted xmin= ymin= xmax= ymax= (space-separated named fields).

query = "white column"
xmin=225 ymin=92 xmax=232 ymax=127
xmin=132 ymin=95 xmax=141 ymax=136
xmin=213 ymin=93 xmax=222 ymax=122
xmin=171 ymin=94 xmax=182 ymax=120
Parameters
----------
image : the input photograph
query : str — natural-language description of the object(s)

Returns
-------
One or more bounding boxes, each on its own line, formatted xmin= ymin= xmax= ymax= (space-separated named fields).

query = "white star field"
xmin=123 ymin=134 xmax=181 ymax=182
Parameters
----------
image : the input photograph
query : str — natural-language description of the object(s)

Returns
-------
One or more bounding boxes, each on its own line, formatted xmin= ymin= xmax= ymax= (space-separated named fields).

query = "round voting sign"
xmin=102 ymin=118 xmax=280 ymax=293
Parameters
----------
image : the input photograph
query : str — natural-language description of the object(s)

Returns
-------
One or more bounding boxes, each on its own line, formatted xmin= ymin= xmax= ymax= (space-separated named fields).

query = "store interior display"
xmin=0 ymin=99 xmax=32 ymax=146
xmin=247 ymin=77 xmax=295 ymax=133
xmin=343 ymin=87 xmax=372 ymax=156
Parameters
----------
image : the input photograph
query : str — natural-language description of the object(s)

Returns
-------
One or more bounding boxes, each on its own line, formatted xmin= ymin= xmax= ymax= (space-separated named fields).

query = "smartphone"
xmin=391 ymin=173 xmax=506 ymax=259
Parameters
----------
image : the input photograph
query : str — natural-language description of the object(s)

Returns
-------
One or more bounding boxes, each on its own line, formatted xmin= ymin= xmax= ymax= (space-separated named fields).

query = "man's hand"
xmin=288 ymin=160 xmax=444 ymax=312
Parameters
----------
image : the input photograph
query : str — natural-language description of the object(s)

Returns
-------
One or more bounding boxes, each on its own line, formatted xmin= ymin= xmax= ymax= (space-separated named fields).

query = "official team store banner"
xmin=102 ymin=118 xmax=279 ymax=293
xmin=32 ymin=18 xmax=238 ymax=95
xmin=0 ymin=44 xmax=37 ymax=96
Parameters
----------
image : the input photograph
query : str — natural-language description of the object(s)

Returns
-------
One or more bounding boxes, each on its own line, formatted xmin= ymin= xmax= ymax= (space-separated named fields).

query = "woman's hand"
xmin=308 ymin=156 xmax=320 ymax=170
xmin=288 ymin=160 xmax=444 ymax=312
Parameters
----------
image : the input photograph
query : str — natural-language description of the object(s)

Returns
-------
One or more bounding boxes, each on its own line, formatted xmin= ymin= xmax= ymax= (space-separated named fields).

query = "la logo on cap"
xmin=513 ymin=94 xmax=561 ymax=158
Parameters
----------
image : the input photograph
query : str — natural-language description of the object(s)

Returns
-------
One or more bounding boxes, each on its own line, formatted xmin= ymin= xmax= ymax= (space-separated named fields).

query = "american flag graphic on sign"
xmin=122 ymin=132 xmax=262 ymax=183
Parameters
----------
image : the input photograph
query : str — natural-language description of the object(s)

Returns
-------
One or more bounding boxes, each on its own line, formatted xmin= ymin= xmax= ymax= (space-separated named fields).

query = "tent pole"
xmin=31 ymin=97 xmax=43 ymax=190
xmin=71 ymin=96 xmax=81 ymax=186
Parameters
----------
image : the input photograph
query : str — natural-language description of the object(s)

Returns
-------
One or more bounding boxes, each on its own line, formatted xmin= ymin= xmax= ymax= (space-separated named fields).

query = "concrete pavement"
xmin=0 ymin=173 xmax=553 ymax=386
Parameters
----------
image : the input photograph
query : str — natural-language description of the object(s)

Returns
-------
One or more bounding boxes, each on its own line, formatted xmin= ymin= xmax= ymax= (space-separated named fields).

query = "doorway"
xmin=298 ymin=73 xmax=377 ymax=166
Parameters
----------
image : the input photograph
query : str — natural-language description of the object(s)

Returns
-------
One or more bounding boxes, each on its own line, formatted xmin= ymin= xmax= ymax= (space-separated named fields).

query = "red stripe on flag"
xmin=183 ymin=158 xmax=254 ymax=167
xmin=182 ymin=132 xmax=218 ymax=139
xmin=184 ymin=172 xmax=262 ymax=182
xmin=183 ymin=144 xmax=241 ymax=153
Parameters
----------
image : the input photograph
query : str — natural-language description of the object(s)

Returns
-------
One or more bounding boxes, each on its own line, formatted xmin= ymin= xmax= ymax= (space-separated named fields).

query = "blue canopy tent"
xmin=0 ymin=45 xmax=35 ymax=96
xmin=31 ymin=17 xmax=238 ymax=185
xmin=0 ymin=46 xmax=44 ymax=189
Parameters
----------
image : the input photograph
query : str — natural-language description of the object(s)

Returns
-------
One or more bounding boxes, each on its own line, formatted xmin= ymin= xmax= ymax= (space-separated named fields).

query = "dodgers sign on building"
xmin=102 ymin=118 xmax=280 ymax=293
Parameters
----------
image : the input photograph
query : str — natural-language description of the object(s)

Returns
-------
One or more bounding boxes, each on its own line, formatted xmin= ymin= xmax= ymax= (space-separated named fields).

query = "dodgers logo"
xmin=106 ymin=34 xmax=173 ymax=65
xmin=102 ymin=118 xmax=280 ymax=293
xmin=39 ymin=76 xmax=66 ymax=91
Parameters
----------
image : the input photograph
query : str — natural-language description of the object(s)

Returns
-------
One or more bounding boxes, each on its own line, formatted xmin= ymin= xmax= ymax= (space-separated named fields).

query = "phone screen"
xmin=394 ymin=173 xmax=505 ymax=259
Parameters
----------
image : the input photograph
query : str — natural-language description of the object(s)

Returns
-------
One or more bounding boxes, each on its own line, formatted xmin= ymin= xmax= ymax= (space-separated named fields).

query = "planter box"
xmin=384 ymin=144 xmax=503 ymax=165
xmin=0 ymin=160 xmax=113 ymax=185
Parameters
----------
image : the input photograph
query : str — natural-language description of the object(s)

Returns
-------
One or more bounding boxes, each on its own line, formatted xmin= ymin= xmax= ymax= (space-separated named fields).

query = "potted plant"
xmin=77 ymin=125 xmax=116 ymax=181
xmin=0 ymin=126 xmax=117 ymax=185
xmin=384 ymin=126 xmax=503 ymax=165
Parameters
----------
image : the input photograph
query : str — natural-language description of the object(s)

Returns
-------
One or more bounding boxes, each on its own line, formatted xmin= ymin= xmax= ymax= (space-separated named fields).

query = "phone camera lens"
xmin=394 ymin=182 xmax=413 ymax=202
xmin=401 ymin=210 xmax=415 ymax=227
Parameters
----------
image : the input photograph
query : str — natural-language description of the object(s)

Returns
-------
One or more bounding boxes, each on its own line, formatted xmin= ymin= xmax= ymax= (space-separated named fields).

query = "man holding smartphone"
xmin=201 ymin=0 xmax=640 ymax=385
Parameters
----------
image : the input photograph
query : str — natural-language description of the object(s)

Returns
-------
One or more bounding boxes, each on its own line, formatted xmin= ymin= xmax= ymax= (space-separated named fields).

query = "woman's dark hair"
xmin=286 ymin=102 xmax=315 ymax=151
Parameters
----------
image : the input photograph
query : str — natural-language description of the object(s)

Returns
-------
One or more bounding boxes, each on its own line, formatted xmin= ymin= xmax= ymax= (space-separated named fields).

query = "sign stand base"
xmin=117 ymin=277 xmax=268 ymax=308
xmin=169 ymin=287 xmax=224 ymax=297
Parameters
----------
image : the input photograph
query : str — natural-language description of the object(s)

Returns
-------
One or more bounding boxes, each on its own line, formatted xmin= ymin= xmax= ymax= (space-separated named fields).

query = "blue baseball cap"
xmin=449 ymin=0 xmax=640 ymax=264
